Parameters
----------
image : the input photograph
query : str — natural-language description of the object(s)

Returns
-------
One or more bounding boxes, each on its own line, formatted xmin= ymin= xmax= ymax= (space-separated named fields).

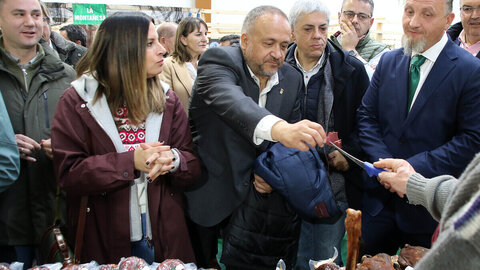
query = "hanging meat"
xmin=345 ymin=208 xmax=362 ymax=270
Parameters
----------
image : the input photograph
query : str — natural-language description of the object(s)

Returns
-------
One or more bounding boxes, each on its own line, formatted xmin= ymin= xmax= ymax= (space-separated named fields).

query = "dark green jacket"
xmin=330 ymin=32 xmax=389 ymax=62
xmin=0 ymin=38 xmax=75 ymax=245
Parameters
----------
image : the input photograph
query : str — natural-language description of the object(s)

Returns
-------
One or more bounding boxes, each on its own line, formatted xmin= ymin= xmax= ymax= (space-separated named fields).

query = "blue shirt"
xmin=0 ymin=91 xmax=20 ymax=192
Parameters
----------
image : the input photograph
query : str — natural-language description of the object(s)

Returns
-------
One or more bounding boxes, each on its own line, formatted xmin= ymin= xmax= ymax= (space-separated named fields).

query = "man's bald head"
xmin=157 ymin=21 xmax=178 ymax=55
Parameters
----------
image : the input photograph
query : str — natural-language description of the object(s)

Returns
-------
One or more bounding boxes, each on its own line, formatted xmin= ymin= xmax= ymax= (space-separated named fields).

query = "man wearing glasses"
xmin=447 ymin=0 xmax=480 ymax=59
xmin=331 ymin=0 xmax=389 ymax=77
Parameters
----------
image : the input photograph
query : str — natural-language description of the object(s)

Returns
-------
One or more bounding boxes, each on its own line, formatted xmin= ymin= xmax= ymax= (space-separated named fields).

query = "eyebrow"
xmin=303 ymin=23 xmax=328 ymax=27
xmin=11 ymin=8 xmax=41 ymax=13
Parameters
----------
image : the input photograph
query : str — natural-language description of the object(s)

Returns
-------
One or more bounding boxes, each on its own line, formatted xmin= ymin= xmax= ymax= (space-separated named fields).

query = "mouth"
xmin=157 ymin=59 xmax=164 ymax=65
xmin=21 ymin=30 xmax=37 ymax=37
xmin=311 ymin=44 xmax=324 ymax=49
xmin=468 ymin=21 xmax=480 ymax=26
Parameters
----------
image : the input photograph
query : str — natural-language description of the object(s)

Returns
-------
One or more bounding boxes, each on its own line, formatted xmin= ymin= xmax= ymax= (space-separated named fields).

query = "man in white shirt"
xmin=185 ymin=5 xmax=326 ymax=270
xmin=357 ymin=0 xmax=480 ymax=256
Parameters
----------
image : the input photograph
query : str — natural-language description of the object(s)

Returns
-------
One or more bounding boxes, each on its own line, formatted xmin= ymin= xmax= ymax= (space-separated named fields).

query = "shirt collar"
xmin=412 ymin=33 xmax=448 ymax=63
xmin=294 ymin=46 xmax=325 ymax=73
xmin=246 ymin=65 xmax=279 ymax=90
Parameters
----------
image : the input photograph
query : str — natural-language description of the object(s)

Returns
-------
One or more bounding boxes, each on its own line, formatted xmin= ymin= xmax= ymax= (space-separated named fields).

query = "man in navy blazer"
xmin=357 ymin=0 xmax=480 ymax=255
xmin=185 ymin=6 xmax=327 ymax=269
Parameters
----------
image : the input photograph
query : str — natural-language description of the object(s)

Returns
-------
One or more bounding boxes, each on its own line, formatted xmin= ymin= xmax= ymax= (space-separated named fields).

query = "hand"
xmin=16 ymin=134 xmax=41 ymax=162
xmin=374 ymin=159 xmax=416 ymax=198
xmin=339 ymin=19 xmax=364 ymax=51
xmin=271 ymin=120 xmax=326 ymax=152
xmin=134 ymin=142 xmax=170 ymax=173
xmin=253 ymin=174 xmax=272 ymax=194
xmin=141 ymin=143 xmax=175 ymax=181
xmin=328 ymin=150 xmax=350 ymax=171
xmin=41 ymin=139 xmax=53 ymax=159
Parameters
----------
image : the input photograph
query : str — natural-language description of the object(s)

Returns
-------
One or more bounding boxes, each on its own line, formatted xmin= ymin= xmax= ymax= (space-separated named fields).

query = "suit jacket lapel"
xmin=172 ymin=60 xmax=193 ymax=95
xmin=395 ymin=52 xmax=410 ymax=123
xmin=405 ymin=41 xmax=457 ymax=126
xmin=265 ymin=69 xmax=284 ymax=116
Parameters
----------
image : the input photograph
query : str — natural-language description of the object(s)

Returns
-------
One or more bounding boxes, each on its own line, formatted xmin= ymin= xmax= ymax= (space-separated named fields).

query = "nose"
xmin=473 ymin=7 xmax=480 ymax=17
xmin=409 ymin=13 xmax=421 ymax=29
xmin=24 ymin=14 xmax=35 ymax=26
xmin=158 ymin=42 xmax=166 ymax=56
xmin=270 ymin=45 xmax=283 ymax=59
xmin=201 ymin=33 xmax=208 ymax=42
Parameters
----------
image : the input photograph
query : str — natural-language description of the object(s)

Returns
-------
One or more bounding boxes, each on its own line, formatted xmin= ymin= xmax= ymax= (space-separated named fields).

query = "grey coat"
xmin=0 ymin=38 xmax=76 ymax=245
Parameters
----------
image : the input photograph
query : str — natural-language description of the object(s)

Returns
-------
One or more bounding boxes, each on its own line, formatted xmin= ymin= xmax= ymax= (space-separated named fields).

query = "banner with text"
xmin=73 ymin=3 xmax=107 ymax=25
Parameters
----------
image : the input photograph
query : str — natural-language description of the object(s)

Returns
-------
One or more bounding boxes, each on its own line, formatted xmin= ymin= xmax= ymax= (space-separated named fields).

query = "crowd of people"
xmin=0 ymin=0 xmax=480 ymax=269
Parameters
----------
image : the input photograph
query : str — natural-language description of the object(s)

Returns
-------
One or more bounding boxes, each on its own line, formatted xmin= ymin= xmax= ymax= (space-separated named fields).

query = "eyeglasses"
xmin=460 ymin=5 xmax=480 ymax=15
xmin=342 ymin=11 xmax=372 ymax=21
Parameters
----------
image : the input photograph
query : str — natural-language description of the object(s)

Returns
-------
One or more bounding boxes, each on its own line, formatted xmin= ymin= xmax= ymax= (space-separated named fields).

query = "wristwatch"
xmin=348 ymin=50 xmax=358 ymax=57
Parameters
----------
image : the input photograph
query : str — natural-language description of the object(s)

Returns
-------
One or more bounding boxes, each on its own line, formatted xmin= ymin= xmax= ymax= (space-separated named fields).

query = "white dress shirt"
xmin=248 ymin=66 xmax=283 ymax=145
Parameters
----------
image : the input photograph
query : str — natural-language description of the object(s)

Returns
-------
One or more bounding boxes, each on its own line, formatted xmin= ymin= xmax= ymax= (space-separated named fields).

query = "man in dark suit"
xmin=186 ymin=5 xmax=327 ymax=270
xmin=446 ymin=0 xmax=480 ymax=59
xmin=357 ymin=0 xmax=480 ymax=255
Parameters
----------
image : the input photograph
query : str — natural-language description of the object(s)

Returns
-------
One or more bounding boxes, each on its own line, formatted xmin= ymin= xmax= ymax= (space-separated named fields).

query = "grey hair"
xmin=341 ymin=0 xmax=375 ymax=16
xmin=445 ymin=0 xmax=453 ymax=14
xmin=289 ymin=0 xmax=330 ymax=30
xmin=241 ymin=5 xmax=288 ymax=34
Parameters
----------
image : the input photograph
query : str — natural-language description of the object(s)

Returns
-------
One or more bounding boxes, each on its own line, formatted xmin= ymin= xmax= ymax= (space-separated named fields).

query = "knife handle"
xmin=364 ymin=162 xmax=386 ymax=177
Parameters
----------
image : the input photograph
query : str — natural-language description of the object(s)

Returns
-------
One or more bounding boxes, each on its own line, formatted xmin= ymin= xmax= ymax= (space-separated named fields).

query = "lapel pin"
xmin=280 ymin=88 xmax=284 ymax=94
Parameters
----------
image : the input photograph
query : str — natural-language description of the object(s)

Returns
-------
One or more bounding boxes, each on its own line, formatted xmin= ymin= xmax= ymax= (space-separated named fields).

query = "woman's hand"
xmin=134 ymin=142 xmax=170 ymax=173
xmin=140 ymin=142 xmax=176 ymax=181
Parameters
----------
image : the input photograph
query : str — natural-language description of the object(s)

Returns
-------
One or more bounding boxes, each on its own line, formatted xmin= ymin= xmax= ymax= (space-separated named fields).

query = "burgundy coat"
xmin=51 ymin=86 xmax=200 ymax=264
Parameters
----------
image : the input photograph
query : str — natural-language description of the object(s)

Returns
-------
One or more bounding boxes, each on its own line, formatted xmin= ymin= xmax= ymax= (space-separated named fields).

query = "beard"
xmin=402 ymin=34 xmax=427 ymax=56
xmin=246 ymin=56 xmax=282 ymax=78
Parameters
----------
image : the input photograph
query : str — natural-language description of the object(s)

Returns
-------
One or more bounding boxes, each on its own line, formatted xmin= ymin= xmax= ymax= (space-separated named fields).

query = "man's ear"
xmin=240 ymin=33 xmax=248 ymax=50
xmin=291 ymin=30 xmax=296 ymax=42
xmin=445 ymin=12 xmax=455 ymax=30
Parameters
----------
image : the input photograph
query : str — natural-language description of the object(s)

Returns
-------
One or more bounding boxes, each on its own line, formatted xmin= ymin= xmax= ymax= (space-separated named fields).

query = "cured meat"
xmin=315 ymin=263 xmax=340 ymax=270
xmin=157 ymin=259 xmax=186 ymax=270
xmin=345 ymin=208 xmax=361 ymax=270
xmin=397 ymin=244 xmax=429 ymax=269
xmin=326 ymin=132 xmax=342 ymax=148
xmin=357 ymin=254 xmax=395 ymax=270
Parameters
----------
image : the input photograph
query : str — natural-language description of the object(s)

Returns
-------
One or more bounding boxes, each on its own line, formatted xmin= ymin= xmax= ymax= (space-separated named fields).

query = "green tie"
xmin=408 ymin=54 xmax=426 ymax=110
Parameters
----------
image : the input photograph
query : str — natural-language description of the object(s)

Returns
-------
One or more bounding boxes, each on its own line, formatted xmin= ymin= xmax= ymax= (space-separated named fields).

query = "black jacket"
xmin=447 ymin=21 xmax=480 ymax=59
xmin=187 ymin=45 xmax=304 ymax=269
xmin=50 ymin=31 xmax=87 ymax=67
xmin=285 ymin=41 xmax=370 ymax=210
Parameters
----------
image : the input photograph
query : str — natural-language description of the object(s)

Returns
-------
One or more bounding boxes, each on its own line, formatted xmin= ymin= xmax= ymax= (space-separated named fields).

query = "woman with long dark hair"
xmin=159 ymin=17 xmax=208 ymax=112
xmin=51 ymin=12 xmax=200 ymax=264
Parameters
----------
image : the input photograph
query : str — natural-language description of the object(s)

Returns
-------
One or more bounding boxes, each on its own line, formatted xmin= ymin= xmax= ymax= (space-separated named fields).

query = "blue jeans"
xmin=131 ymin=213 xmax=154 ymax=264
xmin=294 ymin=201 xmax=348 ymax=270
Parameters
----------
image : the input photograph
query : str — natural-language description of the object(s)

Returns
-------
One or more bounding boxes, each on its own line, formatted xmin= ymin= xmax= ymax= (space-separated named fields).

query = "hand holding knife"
xmin=329 ymin=142 xmax=386 ymax=177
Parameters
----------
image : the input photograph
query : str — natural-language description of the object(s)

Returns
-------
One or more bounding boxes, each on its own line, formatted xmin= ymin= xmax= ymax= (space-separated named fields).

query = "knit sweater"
xmin=405 ymin=153 xmax=480 ymax=269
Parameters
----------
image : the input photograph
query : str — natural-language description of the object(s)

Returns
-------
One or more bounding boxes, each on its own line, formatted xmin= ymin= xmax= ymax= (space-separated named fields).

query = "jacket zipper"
xmin=22 ymin=68 xmax=29 ymax=93
xmin=43 ymin=91 xmax=49 ymax=128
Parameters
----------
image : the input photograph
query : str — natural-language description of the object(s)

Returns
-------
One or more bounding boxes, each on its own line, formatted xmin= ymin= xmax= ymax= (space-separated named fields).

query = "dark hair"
xmin=60 ymin=24 xmax=87 ymax=47
xmin=220 ymin=34 xmax=240 ymax=43
xmin=75 ymin=12 xmax=165 ymax=125
xmin=341 ymin=0 xmax=374 ymax=15
xmin=171 ymin=17 xmax=208 ymax=63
